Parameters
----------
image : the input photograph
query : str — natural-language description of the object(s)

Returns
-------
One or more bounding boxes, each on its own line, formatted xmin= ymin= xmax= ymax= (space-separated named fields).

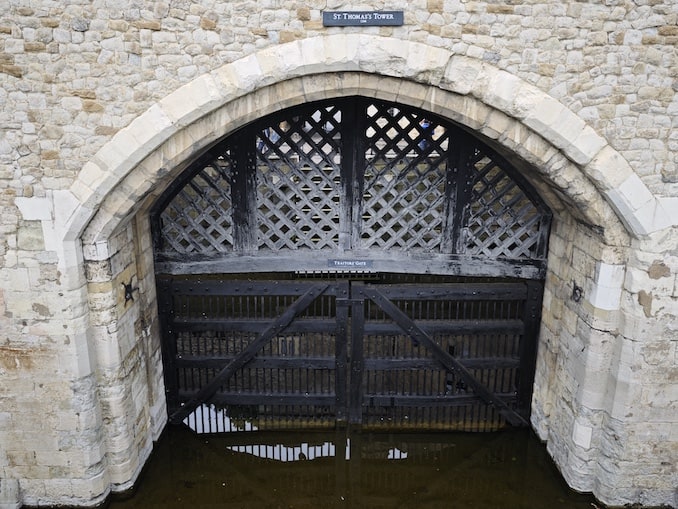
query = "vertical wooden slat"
xmin=157 ymin=276 xmax=180 ymax=413
xmin=517 ymin=280 xmax=544 ymax=417
xmin=231 ymin=136 xmax=257 ymax=253
xmin=443 ymin=132 xmax=474 ymax=253
xmin=349 ymin=282 xmax=366 ymax=425
xmin=335 ymin=282 xmax=349 ymax=423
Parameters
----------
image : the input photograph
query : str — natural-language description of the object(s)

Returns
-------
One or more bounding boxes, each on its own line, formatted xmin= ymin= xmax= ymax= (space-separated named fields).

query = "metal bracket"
xmin=336 ymin=298 xmax=364 ymax=307
xmin=571 ymin=282 xmax=583 ymax=303
xmin=122 ymin=276 xmax=139 ymax=304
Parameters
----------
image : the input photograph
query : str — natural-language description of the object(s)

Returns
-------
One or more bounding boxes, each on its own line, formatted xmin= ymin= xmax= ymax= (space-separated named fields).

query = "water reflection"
xmin=185 ymin=405 xmax=408 ymax=463
xmin=108 ymin=413 xmax=599 ymax=509
xmin=184 ymin=404 xmax=260 ymax=433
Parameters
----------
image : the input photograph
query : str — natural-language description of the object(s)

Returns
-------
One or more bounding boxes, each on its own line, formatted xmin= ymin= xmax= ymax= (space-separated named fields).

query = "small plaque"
xmin=323 ymin=11 xmax=404 ymax=27
xmin=328 ymin=259 xmax=374 ymax=269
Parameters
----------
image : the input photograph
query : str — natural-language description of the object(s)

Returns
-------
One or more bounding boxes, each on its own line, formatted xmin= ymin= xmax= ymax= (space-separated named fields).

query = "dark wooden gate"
xmin=152 ymin=96 xmax=552 ymax=433
xmin=159 ymin=274 xmax=542 ymax=432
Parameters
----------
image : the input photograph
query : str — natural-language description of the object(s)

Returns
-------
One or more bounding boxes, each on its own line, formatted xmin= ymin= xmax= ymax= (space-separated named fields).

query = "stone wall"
xmin=0 ymin=1 xmax=676 ymax=507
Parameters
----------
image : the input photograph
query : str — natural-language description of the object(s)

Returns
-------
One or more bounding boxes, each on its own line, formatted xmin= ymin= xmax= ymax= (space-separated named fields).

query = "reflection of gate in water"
xmin=158 ymin=273 xmax=542 ymax=432
xmin=151 ymin=425 xmax=586 ymax=509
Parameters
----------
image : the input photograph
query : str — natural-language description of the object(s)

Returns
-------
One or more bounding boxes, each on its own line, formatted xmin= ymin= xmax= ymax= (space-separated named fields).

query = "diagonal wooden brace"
xmin=361 ymin=286 xmax=528 ymax=427
xmin=170 ymin=283 xmax=329 ymax=424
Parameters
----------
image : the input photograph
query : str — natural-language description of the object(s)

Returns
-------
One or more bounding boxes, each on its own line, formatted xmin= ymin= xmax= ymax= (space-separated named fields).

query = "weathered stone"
xmin=17 ymin=221 xmax=44 ymax=251
xmin=1 ymin=3 xmax=677 ymax=509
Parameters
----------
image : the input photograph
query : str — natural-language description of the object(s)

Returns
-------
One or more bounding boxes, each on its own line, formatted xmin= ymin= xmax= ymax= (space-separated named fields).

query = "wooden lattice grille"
xmin=159 ymin=154 xmax=234 ymax=254
xmin=464 ymin=152 xmax=546 ymax=259
xmin=256 ymin=106 xmax=343 ymax=251
xmin=361 ymin=105 xmax=449 ymax=251
xmin=153 ymin=97 xmax=551 ymax=278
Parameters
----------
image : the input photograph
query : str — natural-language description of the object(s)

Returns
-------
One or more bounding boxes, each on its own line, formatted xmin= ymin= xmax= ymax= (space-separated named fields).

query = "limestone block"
xmin=245 ymin=80 xmax=304 ymax=120
xmin=453 ymin=95 xmax=492 ymax=130
xmin=105 ymin=420 xmax=135 ymax=454
xmin=296 ymin=37 xmax=333 ymax=76
xmin=572 ymin=419 xmax=593 ymax=449
xmin=0 ymin=479 xmax=21 ymax=509
xmin=632 ymin=198 xmax=674 ymax=234
xmin=257 ymin=40 xmax=305 ymax=78
xmin=149 ymin=398 xmax=167 ymax=439
xmin=82 ymin=240 xmax=111 ymax=262
xmin=320 ymin=34 xmax=360 ymax=68
xmin=17 ymin=221 xmax=45 ymax=251
xmin=657 ymin=197 xmax=678 ymax=227
xmin=81 ymin=209 xmax=118 ymax=246
xmin=567 ymin=125 xmax=607 ymax=166
xmin=523 ymin=98 xmax=607 ymax=165
xmin=604 ymin=173 xmax=670 ymax=237
xmin=15 ymin=197 xmax=51 ymax=221
xmin=355 ymin=34 xmax=409 ymax=77
xmin=92 ymin=329 xmax=121 ymax=369
xmin=212 ymin=53 xmax=263 ymax=97
xmin=70 ymin=164 xmax=110 ymax=207
xmin=69 ymin=473 xmax=108 ymax=504
xmin=441 ymin=55 xmax=484 ymax=95
xmin=50 ymin=190 xmax=85 ymax=245
xmin=625 ymin=265 xmax=675 ymax=295
xmin=4 ymin=267 xmax=30 ymax=290
xmin=404 ymin=40 xmax=451 ymax=83
xmin=585 ymin=144 xmax=634 ymax=192
xmin=99 ymin=185 xmax=141 ymax=222
xmin=158 ymin=74 xmax=224 ymax=128
xmin=497 ymin=120 xmax=541 ymax=162
xmin=587 ymin=262 xmax=625 ymax=311
xmin=608 ymin=368 xmax=643 ymax=421
xmin=107 ymin=454 xmax=139 ymax=487
xmin=367 ymin=75 xmax=400 ymax=103
xmin=480 ymin=69 xmax=524 ymax=114
xmin=478 ymin=109 xmax=511 ymax=141
xmin=301 ymin=73 xmax=361 ymax=102
xmin=104 ymin=105 xmax=176 ymax=177
xmin=396 ymin=79 xmax=431 ymax=109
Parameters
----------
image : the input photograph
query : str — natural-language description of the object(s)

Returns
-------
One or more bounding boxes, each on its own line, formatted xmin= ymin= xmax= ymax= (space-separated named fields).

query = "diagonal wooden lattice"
xmin=154 ymin=98 xmax=551 ymax=271
xmin=159 ymin=154 xmax=234 ymax=254
xmin=464 ymin=153 xmax=544 ymax=259
xmin=361 ymin=104 xmax=449 ymax=250
xmin=255 ymin=106 xmax=343 ymax=250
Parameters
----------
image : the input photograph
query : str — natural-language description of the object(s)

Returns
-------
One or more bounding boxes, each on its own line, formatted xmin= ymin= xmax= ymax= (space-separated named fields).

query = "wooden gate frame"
xmin=151 ymin=97 xmax=552 ymax=280
xmin=153 ymin=96 xmax=552 ymax=430
xmin=163 ymin=278 xmax=541 ymax=430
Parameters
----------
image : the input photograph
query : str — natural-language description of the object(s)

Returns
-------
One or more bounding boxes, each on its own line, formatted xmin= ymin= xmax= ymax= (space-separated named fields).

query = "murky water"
xmin=107 ymin=424 xmax=600 ymax=509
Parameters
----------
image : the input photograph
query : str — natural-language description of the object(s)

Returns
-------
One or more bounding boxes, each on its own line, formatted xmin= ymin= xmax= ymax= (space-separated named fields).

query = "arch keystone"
xmin=313 ymin=33 xmax=361 ymax=68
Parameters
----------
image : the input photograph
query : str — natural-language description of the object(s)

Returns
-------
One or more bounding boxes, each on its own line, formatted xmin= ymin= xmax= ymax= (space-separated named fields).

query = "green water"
xmin=107 ymin=425 xmax=600 ymax=509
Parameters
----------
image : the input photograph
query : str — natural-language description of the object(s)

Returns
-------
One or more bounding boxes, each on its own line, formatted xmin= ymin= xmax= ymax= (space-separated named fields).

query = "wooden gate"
xmin=159 ymin=274 xmax=542 ymax=432
xmin=152 ymin=96 xmax=552 ymax=432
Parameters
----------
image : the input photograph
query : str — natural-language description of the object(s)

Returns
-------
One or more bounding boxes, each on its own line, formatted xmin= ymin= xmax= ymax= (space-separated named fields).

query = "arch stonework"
xmin=29 ymin=35 xmax=675 ymax=507
xmin=66 ymin=35 xmax=675 ymax=247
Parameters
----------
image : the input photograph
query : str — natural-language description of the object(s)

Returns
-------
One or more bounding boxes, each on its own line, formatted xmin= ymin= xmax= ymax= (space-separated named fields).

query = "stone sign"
xmin=323 ymin=11 xmax=404 ymax=26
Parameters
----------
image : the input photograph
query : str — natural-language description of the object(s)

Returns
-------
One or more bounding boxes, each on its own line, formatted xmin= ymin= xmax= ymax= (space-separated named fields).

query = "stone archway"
xmin=70 ymin=35 xmax=673 ymax=246
xmin=49 ymin=34 xmax=674 ymax=505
